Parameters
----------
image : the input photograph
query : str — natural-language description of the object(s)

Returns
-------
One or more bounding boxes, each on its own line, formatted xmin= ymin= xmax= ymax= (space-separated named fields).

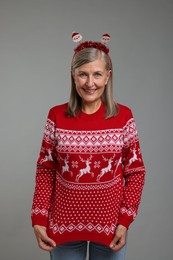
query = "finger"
xmin=110 ymin=235 xmax=126 ymax=252
xmin=38 ymin=239 xmax=55 ymax=251
xmin=114 ymin=238 xmax=126 ymax=251
xmin=110 ymin=241 xmax=125 ymax=252
xmin=35 ymin=227 xmax=56 ymax=251
xmin=109 ymin=237 xmax=119 ymax=250
xmin=38 ymin=235 xmax=56 ymax=250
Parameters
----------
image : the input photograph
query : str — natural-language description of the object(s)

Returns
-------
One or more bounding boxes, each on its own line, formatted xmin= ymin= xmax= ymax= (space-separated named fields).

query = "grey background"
xmin=0 ymin=0 xmax=172 ymax=259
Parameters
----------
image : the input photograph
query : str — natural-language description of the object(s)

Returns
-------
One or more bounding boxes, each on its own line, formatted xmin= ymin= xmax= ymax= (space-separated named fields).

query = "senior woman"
xmin=31 ymin=33 xmax=145 ymax=260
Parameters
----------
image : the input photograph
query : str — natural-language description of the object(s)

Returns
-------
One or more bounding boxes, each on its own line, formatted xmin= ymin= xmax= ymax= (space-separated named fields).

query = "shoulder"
xmin=117 ymin=103 xmax=133 ymax=119
xmin=49 ymin=102 xmax=68 ymax=114
xmin=46 ymin=102 xmax=68 ymax=121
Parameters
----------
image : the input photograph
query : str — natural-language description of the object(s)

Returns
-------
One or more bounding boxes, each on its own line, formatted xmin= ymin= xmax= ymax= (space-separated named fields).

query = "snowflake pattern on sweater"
xmin=31 ymin=102 xmax=145 ymax=247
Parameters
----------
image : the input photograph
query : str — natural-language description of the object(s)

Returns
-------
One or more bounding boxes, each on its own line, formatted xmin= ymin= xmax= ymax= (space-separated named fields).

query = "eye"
xmin=78 ymin=72 xmax=87 ymax=78
xmin=94 ymin=72 xmax=102 ymax=78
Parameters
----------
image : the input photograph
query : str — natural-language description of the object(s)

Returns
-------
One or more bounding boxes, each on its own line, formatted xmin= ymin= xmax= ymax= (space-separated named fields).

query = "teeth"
xmin=84 ymin=89 xmax=96 ymax=93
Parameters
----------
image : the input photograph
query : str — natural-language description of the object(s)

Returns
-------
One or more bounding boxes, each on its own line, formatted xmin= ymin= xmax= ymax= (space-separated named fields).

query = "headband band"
xmin=72 ymin=32 xmax=111 ymax=56
xmin=74 ymin=41 xmax=109 ymax=55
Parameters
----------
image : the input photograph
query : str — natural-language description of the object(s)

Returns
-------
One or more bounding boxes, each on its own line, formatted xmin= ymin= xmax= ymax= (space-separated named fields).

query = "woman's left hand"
xmin=109 ymin=225 xmax=127 ymax=252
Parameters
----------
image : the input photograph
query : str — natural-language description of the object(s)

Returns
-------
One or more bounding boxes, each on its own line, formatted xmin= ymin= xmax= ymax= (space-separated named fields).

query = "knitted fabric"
xmin=31 ymin=102 xmax=145 ymax=247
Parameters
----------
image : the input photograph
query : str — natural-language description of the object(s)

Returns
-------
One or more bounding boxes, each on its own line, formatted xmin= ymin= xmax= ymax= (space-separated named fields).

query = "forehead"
xmin=77 ymin=58 xmax=106 ymax=71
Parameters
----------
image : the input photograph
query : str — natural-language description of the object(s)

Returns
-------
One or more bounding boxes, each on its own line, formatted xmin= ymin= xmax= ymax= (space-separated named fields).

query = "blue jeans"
xmin=50 ymin=241 xmax=127 ymax=260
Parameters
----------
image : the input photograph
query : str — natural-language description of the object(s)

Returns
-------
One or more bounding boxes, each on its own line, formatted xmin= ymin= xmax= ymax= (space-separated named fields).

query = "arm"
xmin=31 ymin=109 xmax=57 ymax=250
xmin=118 ymin=113 xmax=146 ymax=228
xmin=110 ymin=110 xmax=145 ymax=251
xmin=31 ymin=166 xmax=55 ymax=227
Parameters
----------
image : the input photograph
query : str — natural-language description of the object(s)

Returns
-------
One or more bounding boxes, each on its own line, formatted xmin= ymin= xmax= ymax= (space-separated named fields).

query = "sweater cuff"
xmin=117 ymin=212 xmax=134 ymax=229
xmin=31 ymin=215 xmax=48 ymax=227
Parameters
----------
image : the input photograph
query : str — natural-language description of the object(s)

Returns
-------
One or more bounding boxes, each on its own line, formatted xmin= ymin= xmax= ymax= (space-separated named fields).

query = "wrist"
xmin=116 ymin=224 xmax=127 ymax=230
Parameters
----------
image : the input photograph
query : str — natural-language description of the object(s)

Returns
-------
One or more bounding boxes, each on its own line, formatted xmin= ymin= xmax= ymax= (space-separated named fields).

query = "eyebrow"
xmin=78 ymin=70 xmax=103 ymax=73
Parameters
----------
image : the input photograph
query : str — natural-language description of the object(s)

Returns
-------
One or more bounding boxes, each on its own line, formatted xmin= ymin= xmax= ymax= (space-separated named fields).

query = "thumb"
xmin=40 ymin=230 xmax=56 ymax=247
xmin=109 ymin=226 xmax=127 ymax=252
xmin=109 ymin=234 xmax=119 ymax=249
xmin=42 ymin=236 xmax=56 ymax=248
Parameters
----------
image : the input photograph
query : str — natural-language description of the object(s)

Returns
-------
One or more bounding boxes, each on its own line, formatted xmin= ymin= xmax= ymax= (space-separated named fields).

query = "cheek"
xmin=75 ymin=77 xmax=85 ymax=87
xmin=75 ymin=85 xmax=83 ymax=98
xmin=97 ymin=80 xmax=107 ymax=88
xmin=75 ymin=80 xmax=83 ymax=94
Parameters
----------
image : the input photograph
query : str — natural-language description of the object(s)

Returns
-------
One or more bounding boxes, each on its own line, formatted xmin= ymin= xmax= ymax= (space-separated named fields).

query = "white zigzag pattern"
xmin=43 ymin=119 xmax=55 ymax=145
xmin=49 ymin=220 xmax=116 ymax=235
xmin=31 ymin=207 xmax=48 ymax=217
xmin=123 ymin=118 xmax=138 ymax=148
xmin=43 ymin=118 xmax=138 ymax=153
xmin=120 ymin=207 xmax=137 ymax=219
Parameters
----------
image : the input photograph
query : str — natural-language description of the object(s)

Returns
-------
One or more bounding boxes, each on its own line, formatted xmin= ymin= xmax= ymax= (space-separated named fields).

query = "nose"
xmin=86 ymin=76 xmax=94 ymax=87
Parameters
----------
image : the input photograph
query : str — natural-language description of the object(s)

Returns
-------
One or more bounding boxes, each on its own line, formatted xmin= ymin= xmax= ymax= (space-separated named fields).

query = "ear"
xmin=71 ymin=70 xmax=75 ymax=79
xmin=71 ymin=70 xmax=77 ymax=85
xmin=106 ymin=70 xmax=111 ymax=84
xmin=108 ymin=69 xmax=111 ymax=78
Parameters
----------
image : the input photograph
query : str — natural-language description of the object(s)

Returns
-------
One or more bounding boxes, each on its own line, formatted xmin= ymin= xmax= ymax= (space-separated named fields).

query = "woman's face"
xmin=73 ymin=57 xmax=111 ymax=106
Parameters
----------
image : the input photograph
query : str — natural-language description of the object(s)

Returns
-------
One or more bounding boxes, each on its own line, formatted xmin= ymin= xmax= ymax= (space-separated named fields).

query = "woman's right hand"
xmin=33 ymin=225 xmax=56 ymax=251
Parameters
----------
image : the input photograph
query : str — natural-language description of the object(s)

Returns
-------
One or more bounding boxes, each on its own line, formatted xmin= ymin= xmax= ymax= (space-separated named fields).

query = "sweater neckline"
xmin=79 ymin=102 xmax=105 ymax=120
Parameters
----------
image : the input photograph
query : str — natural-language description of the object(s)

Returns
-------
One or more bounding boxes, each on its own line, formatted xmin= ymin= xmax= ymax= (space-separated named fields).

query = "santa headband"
xmin=72 ymin=32 xmax=111 ymax=57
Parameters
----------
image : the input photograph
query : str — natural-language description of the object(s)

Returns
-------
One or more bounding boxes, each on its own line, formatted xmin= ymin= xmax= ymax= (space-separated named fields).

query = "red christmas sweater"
xmin=31 ymin=102 xmax=145 ymax=247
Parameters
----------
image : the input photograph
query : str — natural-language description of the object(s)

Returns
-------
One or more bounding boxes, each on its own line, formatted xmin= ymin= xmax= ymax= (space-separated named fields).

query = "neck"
xmin=82 ymin=100 xmax=102 ymax=114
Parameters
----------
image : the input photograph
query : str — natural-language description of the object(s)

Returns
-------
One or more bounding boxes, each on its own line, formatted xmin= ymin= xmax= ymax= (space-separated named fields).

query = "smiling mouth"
xmin=83 ymin=88 xmax=96 ymax=94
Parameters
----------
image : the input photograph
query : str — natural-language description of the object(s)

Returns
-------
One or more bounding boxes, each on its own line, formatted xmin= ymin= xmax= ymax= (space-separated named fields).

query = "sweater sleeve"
xmin=31 ymin=108 xmax=57 ymax=227
xmin=117 ymin=109 xmax=146 ymax=229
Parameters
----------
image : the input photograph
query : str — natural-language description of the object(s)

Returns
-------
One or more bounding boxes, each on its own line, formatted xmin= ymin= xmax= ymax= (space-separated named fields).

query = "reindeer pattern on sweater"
xmin=31 ymin=102 xmax=145 ymax=247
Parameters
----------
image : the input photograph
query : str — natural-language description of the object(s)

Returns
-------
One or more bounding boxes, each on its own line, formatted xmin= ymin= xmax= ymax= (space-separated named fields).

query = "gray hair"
xmin=66 ymin=48 xmax=118 ymax=118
